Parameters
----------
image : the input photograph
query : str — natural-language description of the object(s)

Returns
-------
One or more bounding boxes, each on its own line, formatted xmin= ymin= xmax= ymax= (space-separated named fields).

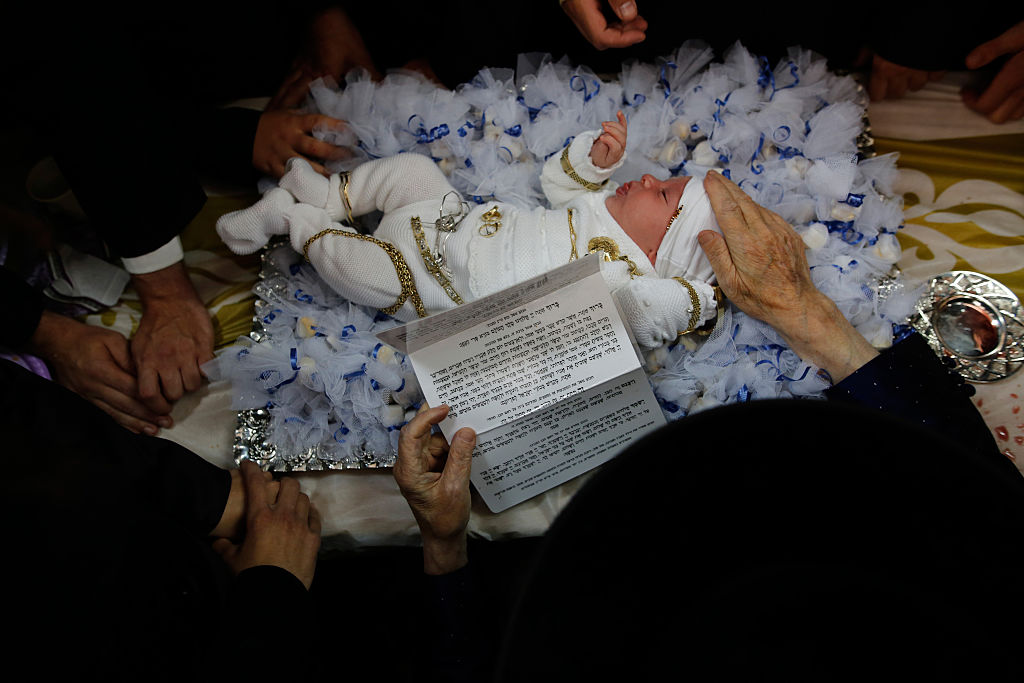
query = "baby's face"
xmin=605 ymin=175 xmax=690 ymax=266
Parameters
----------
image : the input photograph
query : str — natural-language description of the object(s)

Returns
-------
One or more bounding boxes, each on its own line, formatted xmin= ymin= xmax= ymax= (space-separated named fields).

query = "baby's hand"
xmin=590 ymin=110 xmax=627 ymax=169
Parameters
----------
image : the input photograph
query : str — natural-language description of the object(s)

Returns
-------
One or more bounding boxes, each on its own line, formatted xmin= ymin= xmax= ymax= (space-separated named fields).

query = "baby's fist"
xmin=591 ymin=110 xmax=628 ymax=169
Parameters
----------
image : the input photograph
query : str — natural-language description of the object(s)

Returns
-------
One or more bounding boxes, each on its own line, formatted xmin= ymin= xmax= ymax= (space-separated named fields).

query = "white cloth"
xmin=210 ymin=43 xmax=920 ymax=495
xmin=656 ymin=174 xmax=720 ymax=281
xmin=120 ymin=236 xmax=184 ymax=275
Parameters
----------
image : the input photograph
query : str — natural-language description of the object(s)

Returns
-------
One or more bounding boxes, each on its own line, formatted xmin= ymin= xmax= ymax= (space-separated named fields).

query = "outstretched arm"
xmin=698 ymin=172 xmax=878 ymax=382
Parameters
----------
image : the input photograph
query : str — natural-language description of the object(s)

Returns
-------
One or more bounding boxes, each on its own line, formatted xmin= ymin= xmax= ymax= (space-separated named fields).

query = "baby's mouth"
xmin=617 ymin=182 xmax=631 ymax=196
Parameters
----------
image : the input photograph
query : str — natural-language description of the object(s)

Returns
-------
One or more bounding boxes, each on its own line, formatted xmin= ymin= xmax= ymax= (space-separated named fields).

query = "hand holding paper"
xmin=381 ymin=256 xmax=665 ymax=513
xmin=395 ymin=404 xmax=476 ymax=574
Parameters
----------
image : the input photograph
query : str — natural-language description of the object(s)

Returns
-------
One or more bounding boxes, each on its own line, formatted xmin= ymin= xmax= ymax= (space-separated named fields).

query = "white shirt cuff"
xmin=120 ymin=236 xmax=185 ymax=275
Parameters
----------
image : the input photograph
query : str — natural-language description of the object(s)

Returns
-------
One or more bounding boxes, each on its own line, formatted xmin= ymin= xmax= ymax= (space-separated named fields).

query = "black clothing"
xmin=1 ymin=4 xmax=316 ymax=259
xmin=0 ymin=263 xmax=44 ymax=348
xmin=0 ymin=358 xmax=312 ymax=680
xmin=495 ymin=333 xmax=1024 ymax=681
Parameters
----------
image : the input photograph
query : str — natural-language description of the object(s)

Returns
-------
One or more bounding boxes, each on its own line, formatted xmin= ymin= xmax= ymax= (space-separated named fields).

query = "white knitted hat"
xmin=654 ymin=174 xmax=721 ymax=281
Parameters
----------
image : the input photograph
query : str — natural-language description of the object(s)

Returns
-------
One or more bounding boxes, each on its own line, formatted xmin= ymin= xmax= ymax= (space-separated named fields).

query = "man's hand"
xmin=254 ymin=6 xmax=372 ymax=179
xmin=212 ymin=460 xmax=321 ymax=589
xmin=129 ymin=262 xmax=214 ymax=415
xmin=561 ymin=0 xmax=647 ymax=51
xmin=253 ymin=110 xmax=351 ymax=178
xmin=867 ymin=53 xmax=945 ymax=101
xmin=591 ymin=110 xmax=628 ymax=169
xmin=29 ymin=311 xmax=172 ymax=435
xmin=697 ymin=172 xmax=878 ymax=382
xmin=394 ymin=405 xmax=476 ymax=575
xmin=963 ymin=21 xmax=1024 ymax=123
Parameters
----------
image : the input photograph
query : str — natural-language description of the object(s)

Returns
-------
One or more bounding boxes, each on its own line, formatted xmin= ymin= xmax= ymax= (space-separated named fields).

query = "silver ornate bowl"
xmin=910 ymin=271 xmax=1023 ymax=383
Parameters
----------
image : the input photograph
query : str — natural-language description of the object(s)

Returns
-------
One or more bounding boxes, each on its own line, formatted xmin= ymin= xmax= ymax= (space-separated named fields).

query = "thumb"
xmin=104 ymin=335 xmax=136 ymax=375
xmin=442 ymin=428 xmax=476 ymax=486
xmin=697 ymin=230 xmax=729 ymax=274
xmin=966 ymin=22 xmax=1024 ymax=69
xmin=612 ymin=1 xmax=638 ymax=21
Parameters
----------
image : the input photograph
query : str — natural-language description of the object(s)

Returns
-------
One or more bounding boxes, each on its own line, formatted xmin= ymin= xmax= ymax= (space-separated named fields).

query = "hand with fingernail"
xmin=560 ymin=0 xmax=647 ymax=51
xmin=698 ymin=172 xmax=879 ymax=383
xmin=394 ymin=404 xmax=476 ymax=575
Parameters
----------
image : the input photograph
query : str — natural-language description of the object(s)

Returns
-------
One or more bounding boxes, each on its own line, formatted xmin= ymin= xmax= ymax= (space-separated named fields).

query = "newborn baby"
xmin=217 ymin=112 xmax=721 ymax=349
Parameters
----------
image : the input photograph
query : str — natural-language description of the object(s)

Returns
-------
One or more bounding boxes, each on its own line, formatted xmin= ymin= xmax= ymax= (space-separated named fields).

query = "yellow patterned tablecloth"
xmin=82 ymin=195 xmax=261 ymax=352
xmin=877 ymin=132 xmax=1024 ymax=464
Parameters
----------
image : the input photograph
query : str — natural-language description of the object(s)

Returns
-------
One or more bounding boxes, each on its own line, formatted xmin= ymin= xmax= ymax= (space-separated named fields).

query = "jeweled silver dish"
xmin=232 ymin=240 xmax=398 ymax=472
xmin=910 ymin=271 xmax=1023 ymax=382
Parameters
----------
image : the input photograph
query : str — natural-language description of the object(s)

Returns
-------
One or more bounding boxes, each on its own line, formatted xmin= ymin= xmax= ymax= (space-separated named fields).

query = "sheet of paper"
xmin=377 ymin=255 xmax=666 ymax=513
xmin=469 ymin=369 xmax=665 ymax=512
xmin=407 ymin=267 xmax=640 ymax=438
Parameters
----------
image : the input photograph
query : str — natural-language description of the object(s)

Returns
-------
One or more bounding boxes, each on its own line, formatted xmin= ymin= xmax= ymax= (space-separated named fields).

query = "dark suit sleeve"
xmin=0 ymin=264 xmax=44 ymax=350
xmin=826 ymin=332 xmax=1006 ymax=469
xmin=0 ymin=356 xmax=232 ymax=534
xmin=420 ymin=564 xmax=486 ymax=683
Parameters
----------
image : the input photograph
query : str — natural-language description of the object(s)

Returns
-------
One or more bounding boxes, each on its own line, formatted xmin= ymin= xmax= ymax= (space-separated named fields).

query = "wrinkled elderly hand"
xmin=561 ymin=0 xmax=647 ymax=51
xmin=212 ymin=460 xmax=321 ymax=589
xmin=394 ymin=404 xmax=476 ymax=575
xmin=962 ymin=20 xmax=1024 ymax=123
xmin=697 ymin=172 xmax=877 ymax=382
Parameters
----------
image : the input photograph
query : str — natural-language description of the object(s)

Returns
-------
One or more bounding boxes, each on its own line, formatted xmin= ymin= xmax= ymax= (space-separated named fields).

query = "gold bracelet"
xmin=340 ymin=172 xmax=355 ymax=226
xmin=672 ymin=277 xmax=702 ymax=335
xmin=568 ymin=208 xmax=579 ymax=261
xmin=411 ymin=216 xmax=465 ymax=306
xmin=561 ymin=145 xmax=607 ymax=192
xmin=695 ymin=286 xmax=725 ymax=336
xmin=302 ymin=228 xmax=426 ymax=318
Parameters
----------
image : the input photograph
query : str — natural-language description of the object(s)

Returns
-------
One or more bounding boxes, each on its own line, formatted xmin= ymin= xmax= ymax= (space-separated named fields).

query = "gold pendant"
xmin=587 ymin=236 xmax=621 ymax=261
xmin=587 ymin=236 xmax=642 ymax=278
xmin=479 ymin=206 xmax=502 ymax=237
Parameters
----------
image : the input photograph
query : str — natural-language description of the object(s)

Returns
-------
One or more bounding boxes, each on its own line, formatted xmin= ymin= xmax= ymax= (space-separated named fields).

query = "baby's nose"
xmin=641 ymin=174 xmax=655 ymax=186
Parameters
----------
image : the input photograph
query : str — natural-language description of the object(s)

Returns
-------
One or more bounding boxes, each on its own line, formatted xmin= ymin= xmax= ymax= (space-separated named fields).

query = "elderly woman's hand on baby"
xmin=698 ymin=172 xmax=878 ymax=382
xmin=590 ymin=111 xmax=628 ymax=169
